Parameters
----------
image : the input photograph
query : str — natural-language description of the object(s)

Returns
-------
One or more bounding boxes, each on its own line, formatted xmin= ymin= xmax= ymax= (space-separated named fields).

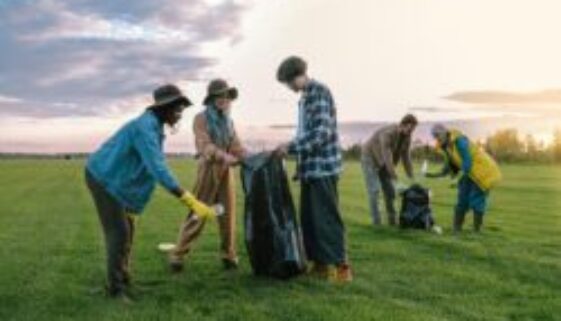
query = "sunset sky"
xmin=1 ymin=0 xmax=560 ymax=152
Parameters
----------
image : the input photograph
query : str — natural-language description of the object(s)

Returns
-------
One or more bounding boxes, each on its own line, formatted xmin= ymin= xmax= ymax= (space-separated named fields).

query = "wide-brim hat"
xmin=151 ymin=84 xmax=192 ymax=109
xmin=431 ymin=124 xmax=448 ymax=138
xmin=203 ymin=79 xmax=238 ymax=105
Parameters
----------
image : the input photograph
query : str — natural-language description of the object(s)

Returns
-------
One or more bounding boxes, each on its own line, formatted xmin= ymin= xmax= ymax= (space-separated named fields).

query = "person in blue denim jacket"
xmin=85 ymin=84 xmax=216 ymax=302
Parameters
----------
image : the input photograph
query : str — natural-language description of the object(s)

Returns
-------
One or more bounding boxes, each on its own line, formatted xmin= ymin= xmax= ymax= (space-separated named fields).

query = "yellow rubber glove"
xmin=179 ymin=191 xmax=216 ymax=220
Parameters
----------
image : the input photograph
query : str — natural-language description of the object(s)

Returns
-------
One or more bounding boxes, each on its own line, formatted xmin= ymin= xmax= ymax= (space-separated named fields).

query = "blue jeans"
xmin=361 ymin=155 xmax=396 ymax=225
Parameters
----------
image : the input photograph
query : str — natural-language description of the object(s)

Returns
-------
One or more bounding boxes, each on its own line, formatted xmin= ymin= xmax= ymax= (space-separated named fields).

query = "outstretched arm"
xmin=425 ymin=162 xmax=451 ymax=178
xmin=133 ymin=119 xmax=218 ymax=218
xmin=401 ymin=139 xmax=414 ymax=179
xmin=132 ymin=123 xmax=182 ymax=196
xmin=194 ymin=114 xmax=238 ymax=165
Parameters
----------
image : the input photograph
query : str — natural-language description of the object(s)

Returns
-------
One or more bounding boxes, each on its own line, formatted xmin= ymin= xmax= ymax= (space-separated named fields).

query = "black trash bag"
xmin=399 ymin=184 xmax=435 ymax=230
xmin=241 ymin=153 xmax=306 ymax=279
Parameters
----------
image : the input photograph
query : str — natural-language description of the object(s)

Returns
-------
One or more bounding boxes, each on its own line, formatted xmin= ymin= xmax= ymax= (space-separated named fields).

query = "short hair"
xmin=400 ymin=114 xmax=418 ymax=127
xmin=276 ymin=56 xmax=307 ymax=83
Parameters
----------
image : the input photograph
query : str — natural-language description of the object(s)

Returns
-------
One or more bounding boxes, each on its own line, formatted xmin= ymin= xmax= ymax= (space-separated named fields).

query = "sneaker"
xmin=308 ymin=262 xmax=329 ymax=278
xmin=126 ymin=282 xmax=150 ymax=295
xmin=168 ymin=259 xmax=184 ymax=274
xmin=111 ymin=291 xmax=135 ymax=305
xmin=326 ymin=265 xmax=338 ymax=281
xmin=222 ymin=258 xmax=239 ymax=270
xmin=106 ymin=286 xmax=135 ymax=305
xmin=327 ymin=264 xmax=353 ymax=283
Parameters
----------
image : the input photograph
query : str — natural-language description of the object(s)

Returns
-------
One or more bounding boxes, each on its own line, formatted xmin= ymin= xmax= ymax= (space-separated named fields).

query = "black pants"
xmin=300 ymin=175 xmax=346 ymax=265
xmin=85 ymin=170 xmax=135 ymax=294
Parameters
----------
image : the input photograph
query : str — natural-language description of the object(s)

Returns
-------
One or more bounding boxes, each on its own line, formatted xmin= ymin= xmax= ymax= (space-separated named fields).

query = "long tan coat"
xmin=170 ymin=111 xmax=245 ymax=262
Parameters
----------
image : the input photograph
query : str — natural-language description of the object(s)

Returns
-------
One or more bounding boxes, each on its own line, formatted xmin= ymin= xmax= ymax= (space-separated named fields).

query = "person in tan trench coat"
xmin=168 ymin=79 xmax=246 ymax=271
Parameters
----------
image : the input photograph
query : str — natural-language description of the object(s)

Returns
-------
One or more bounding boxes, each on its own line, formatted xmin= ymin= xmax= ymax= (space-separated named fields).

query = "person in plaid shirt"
xmin=287 ymin=79 xmax=342 ymax=179
xmin=274 ymin=56 xmax=352 ymax=283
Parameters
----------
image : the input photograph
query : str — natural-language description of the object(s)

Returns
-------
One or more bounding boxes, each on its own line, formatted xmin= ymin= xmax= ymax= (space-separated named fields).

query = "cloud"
xmin=0 ymin=0 xmax=250 ymax=118
xmin=443 ymin=89 xmax=561 ymax=118
xmin=444 ymin=89 xmax=561 ymax=105
xmin=0 ymin=94 xmax=23 ymax=104
xmin=408 ymin=106 xmax=462 ymax=113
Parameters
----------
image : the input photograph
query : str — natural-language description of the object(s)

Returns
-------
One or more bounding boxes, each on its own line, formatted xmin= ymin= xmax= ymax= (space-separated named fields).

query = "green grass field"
xmin=0 ymin=159 xmax=560 ymax=321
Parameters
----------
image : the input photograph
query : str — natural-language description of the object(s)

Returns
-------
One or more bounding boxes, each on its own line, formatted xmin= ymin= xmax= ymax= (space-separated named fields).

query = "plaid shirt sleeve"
xmin=287 ymin=90 xmax=334 ymax=155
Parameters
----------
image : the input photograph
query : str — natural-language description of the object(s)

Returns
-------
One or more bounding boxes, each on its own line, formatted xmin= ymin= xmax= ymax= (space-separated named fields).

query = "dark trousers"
xmin=85 ymin=170 xmax=135 ymax=294
xmin=456 ymin=176 xmax=488 ymax=215
xmin=300 ymin=175 xmax=346 ymax=265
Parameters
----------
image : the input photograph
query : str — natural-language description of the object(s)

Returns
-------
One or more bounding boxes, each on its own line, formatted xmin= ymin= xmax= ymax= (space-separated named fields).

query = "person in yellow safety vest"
xmin=425 ymin=124 xmax=502 ymax=233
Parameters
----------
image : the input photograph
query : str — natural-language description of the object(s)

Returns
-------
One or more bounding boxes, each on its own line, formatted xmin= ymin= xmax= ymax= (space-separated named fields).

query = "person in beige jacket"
xmin=168 ymin=79 xmax=246 ymax=271
xmin=361 ymin=114 xmax=418 ymax=226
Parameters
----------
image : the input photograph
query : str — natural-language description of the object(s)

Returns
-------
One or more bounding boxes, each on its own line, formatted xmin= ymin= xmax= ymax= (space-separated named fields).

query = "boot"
xmin=453 ymin=211 xmax=465 ymax=234
xmin=334 ymin=263 xmax=353 ymax=283
xmin=109 ymin=291 xmax=135 ymax=305
xmin=309 ymin=262 xmax=329 ymax=278
xmin=105 ymin=284 xmax=135 ymax=305
xmin=222 ymin=258 xmax=239 ymax=270
xmin=473 ymin=213 xmax=484 ymax=232
xmin=167 ymin=254 xmax=184 ymax=273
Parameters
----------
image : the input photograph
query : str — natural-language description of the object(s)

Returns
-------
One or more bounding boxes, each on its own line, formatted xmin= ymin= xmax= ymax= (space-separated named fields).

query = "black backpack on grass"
xmin=399 ymin=184 xmax=435 ymax=230
xmin=241 ymin=153 xmax=306 ymax=279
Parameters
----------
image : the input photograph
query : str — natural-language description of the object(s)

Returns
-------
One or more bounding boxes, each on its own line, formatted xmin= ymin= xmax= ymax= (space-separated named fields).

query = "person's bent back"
xmin=85 ymin=84 xmax=216 ymax=302
xmin=87 ymin=108 xmax=181 ymax=213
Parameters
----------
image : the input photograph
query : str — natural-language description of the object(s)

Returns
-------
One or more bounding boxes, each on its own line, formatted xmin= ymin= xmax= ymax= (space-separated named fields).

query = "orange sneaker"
xmin=308 ymin=262 xmax=329 ymax=278
xmin=327 ymin=264 xmax=353 ymax=283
